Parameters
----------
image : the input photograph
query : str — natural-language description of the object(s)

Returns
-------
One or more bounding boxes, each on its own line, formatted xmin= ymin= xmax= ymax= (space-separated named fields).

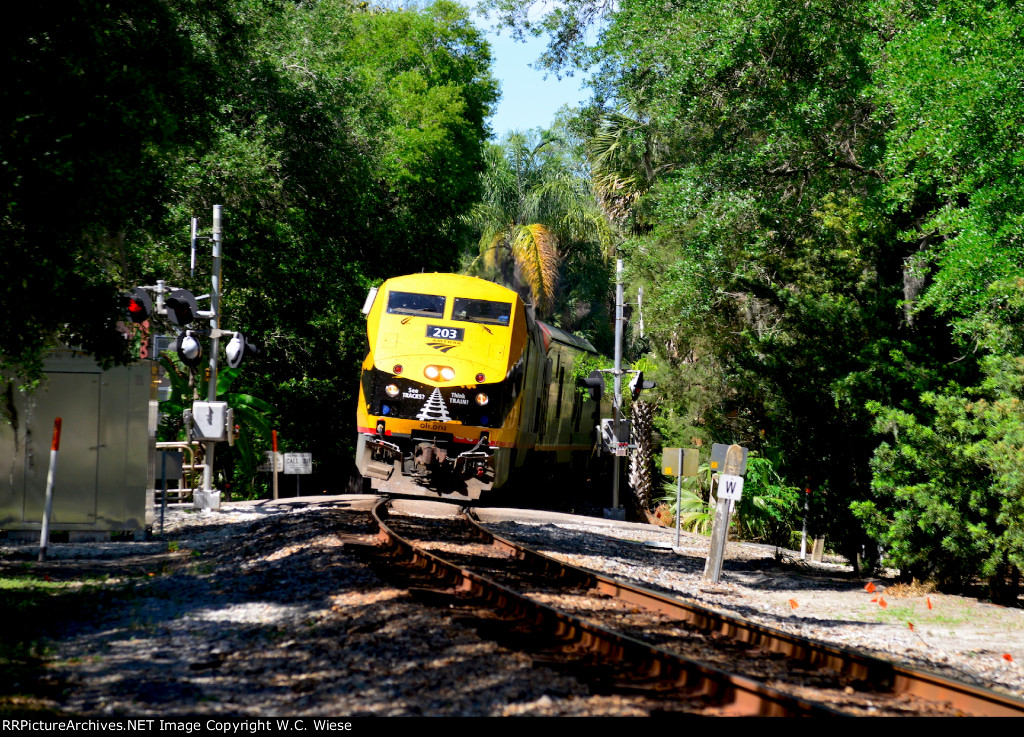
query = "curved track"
xmin=461 ymin=507 xmax=1024 ymax=716
xmin=373 ymin=500 xmax=839 ymax=715
xmin=370 ymin=498 xmax=1024 ymax=716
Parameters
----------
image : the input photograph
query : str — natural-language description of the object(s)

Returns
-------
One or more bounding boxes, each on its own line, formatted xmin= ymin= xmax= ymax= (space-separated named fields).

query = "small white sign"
xmin=718 ymin=473 xmax=744 ymax=501
xmin=284 ymin=452 xmax=313 ymax=475
xmin=616 ymin=442 xmax=629 ymax=457
xmin=258 ymin=451 xmax=283 ymax=473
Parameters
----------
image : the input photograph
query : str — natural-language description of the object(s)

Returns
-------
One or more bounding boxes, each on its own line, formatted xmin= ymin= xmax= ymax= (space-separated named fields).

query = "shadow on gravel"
xmin=481 ymin=521 xmax=902 ymax=634
xmin=0 ymin=506 xmax=603 ymax=716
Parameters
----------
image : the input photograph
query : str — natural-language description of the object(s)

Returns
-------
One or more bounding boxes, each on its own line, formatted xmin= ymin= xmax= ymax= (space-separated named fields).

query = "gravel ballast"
xmin=2 ymin=497 xmax=1022 ymax=716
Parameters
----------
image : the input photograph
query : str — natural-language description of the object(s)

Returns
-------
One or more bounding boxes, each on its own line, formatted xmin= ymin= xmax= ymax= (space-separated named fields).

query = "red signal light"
xmin=123 ymin=288 xmax=152 ymax=324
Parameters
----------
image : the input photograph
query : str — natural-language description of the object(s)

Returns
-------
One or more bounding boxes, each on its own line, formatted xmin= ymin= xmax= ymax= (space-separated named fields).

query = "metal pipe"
xmin=612 ymin=259 xmax=624 ymax=509
xmin=201 ymin=205 xmax=222 ymax=509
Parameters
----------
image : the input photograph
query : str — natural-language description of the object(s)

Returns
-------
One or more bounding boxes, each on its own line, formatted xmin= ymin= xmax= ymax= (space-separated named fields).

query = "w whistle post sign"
xmin=718 ymin=473 xmax=744 ymax=500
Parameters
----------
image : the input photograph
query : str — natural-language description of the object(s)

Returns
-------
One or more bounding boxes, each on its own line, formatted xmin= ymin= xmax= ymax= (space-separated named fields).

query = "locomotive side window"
xmin=451 ymin=297 xmax=512 ymax=326
xmin=387 ymin=291 xmax=446 ymax=317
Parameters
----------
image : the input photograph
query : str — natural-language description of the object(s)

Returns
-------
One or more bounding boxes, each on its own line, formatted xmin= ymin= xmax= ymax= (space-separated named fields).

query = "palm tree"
xmin=465 ymin=130 xmax=612 ymax=316
xmin=586 ymin=94 xmax=676 ymax=230
xmin=586 ymin=100 xmax=675 ymax=513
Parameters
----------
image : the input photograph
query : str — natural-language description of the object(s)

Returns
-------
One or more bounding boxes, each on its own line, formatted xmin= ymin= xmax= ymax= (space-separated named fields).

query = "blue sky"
xmin=469 ymin=12 xmax=593 ymax=139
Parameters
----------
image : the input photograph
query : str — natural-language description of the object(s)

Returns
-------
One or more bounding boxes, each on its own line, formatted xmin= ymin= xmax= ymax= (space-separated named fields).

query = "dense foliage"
xmin=3 ymin=0 xmax=496 ymax=492
xmin=481 ymin=0 xmax=1024 ymax=596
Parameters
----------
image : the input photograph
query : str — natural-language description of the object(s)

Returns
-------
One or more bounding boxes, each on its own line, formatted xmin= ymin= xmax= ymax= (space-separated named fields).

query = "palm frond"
xmin=512 ymin=223 xmax=560 ymax=313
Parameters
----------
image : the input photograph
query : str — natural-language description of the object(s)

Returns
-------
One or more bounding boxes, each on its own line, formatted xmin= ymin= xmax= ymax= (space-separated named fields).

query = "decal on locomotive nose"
xmin=426 ymin=325 xmax=464 ymax=341
xmin=415 ymin=387 xmax=452 ymax=423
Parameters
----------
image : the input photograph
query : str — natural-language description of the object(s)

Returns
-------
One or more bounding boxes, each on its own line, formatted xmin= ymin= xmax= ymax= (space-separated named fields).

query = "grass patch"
xmin=0 ymin=571 xmax=145 ymax=702
xmin=873 ymin=604 xmax=917 ymax=622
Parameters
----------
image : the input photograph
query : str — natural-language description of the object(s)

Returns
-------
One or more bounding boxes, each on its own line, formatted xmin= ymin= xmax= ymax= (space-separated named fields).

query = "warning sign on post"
xmin=258 ymin=451 xmax=283 ymax=472
xmin=283 ymin=453 xmax=313 ymax=475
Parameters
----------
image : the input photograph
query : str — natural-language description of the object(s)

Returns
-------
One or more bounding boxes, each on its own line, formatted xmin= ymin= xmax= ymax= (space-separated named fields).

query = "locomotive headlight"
xmin=424 ymin=365 xmax=440 ymax=380
xmin=440 ymin=366 xmax=455 ymax=381
xmin=385 ymin=384 xmax=400 ymax=397
xmin=475 ymin=373 xmax=486 ymax=383
xmin=475 ymin=392 xmax=489 ymax=406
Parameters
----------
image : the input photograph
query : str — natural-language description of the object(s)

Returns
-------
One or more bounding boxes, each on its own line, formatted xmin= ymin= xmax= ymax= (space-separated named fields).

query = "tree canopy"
xmin=479 ymin=0 xmax=1024 ymax=594
xmin=3 ymin=0 xmax=497 ymax=491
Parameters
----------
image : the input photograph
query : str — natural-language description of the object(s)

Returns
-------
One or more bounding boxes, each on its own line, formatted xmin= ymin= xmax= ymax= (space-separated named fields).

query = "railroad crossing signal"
xmin=164 ymin=289 xmax=200 ymax=326
xmin=123 ymin=288 xmax=153 ymax=324
xmin=581 ymin=370 xmax=604 ymax=402
xmin=175 ymin=330 xmax=204 ymax=368
xmin=628 ymin=370 xmax=656 ymax=401
xmin=225 ymin=331 xmax=259 ymax=369
xmin=600 ymin=418 xmax=630 ymax=452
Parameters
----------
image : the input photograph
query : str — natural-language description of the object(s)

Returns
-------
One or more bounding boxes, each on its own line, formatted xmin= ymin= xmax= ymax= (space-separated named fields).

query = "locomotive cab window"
xmin=387 ymin=291 xmax=446 ymax=318
xmin=451 ymin=297 xmax=512 ymax=326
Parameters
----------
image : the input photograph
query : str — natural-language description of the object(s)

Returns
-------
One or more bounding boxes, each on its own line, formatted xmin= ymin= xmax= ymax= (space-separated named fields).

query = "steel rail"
xmin=464 ymin=510 xmax=1024 ymax=717
xmin=370 ymin=499 xmax=842 ymax=716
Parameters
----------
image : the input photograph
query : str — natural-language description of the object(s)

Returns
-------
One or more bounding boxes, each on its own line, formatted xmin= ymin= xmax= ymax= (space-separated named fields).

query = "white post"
xmin=38 ymin=418 xmax=62 ymax=562
xmin=800 ymin=483 xmax=810 ymax=560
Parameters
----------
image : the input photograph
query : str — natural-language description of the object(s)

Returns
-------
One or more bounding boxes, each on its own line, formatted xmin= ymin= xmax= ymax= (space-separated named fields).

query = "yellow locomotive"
xmin=355 ymin=273 xmax=605 ymax=499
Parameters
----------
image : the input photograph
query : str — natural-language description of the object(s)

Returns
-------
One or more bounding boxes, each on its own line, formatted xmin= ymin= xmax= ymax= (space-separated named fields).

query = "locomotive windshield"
xmin=387 ymin=291 xmax=446 ymax=317
xmin=451 ymin=297 xmax=512 ymax=326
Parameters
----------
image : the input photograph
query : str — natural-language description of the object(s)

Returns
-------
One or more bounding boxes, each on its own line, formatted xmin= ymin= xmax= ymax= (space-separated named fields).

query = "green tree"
xmin=486 ymin=0 xmax=1024 ymax=587
xmin=872 ymin=0 xmax=1024 ymax=326
xmin=5 ymin=0 xmax=498 ymax=494
xmin=146 ymin=0 xmax=498 ymax=488
xmin=1 ymin=0 xmax=238 ymax=381
xmin=851 ymin=1 xmax=1024 ymax=595
xmin=855 ymin=278 xmax=1024 ymax=600
xmin=465 ymin=126 xmax=614 ymax=362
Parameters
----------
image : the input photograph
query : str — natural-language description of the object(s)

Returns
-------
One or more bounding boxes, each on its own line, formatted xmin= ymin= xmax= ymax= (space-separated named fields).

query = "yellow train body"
xmin=355 ymin=273 xmax=605 ymax=500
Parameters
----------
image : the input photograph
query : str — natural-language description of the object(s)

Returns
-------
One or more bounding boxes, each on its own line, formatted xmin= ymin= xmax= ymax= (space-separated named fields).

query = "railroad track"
xmin=369 ymin=498 xmax=1024 ymax=716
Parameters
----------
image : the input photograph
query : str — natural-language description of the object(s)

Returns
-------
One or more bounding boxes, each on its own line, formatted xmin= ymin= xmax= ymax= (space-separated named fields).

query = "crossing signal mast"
xmin=123 ymin=205 xmax=258 ymax=511
xmin=601 ymin=259 xmax=656 ymax=514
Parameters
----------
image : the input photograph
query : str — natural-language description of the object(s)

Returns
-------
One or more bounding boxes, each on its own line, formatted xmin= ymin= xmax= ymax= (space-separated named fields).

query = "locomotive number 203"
xmin=426 ymin=325 xmax=464 ymax=341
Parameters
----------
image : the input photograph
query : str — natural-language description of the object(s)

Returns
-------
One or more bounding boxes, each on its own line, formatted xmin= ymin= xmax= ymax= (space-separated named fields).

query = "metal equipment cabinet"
xmin=0 ymin=349 xmax=157 ymax=540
